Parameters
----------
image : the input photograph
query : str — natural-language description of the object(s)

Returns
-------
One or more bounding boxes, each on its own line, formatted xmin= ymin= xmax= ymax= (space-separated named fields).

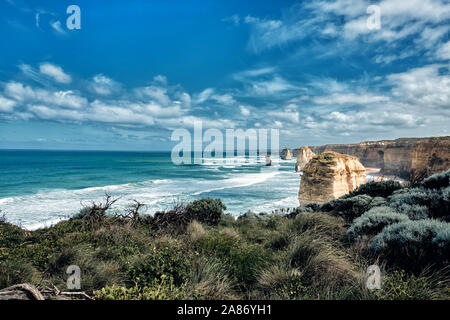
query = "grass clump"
xmin=373 ymin=269 xmax=449 ymax=300
xmin=194 ymin=231 xmax=272 ymax=289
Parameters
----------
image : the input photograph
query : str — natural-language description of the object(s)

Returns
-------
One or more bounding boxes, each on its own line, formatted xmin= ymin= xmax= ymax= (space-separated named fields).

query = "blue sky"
xmin=0 ymin=0 xmax=449 ymax=150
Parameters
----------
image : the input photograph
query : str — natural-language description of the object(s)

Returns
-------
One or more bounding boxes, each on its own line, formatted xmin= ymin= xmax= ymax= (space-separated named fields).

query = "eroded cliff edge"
xmin=303 ymin=137 xmax=450 ymax=178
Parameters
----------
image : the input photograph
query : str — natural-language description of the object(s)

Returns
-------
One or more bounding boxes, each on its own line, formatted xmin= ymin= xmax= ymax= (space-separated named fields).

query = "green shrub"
xmin=72 ymin=206 xmax=92 ymax=220
xmin=127 ymin=243 xmax=189 ymax=288
xmin=94 ymin=276 xmax=187 ymax=300
xmin=195 ymin=233 xmax=271 ymax=288
xmin=389 ymin=187 xmax=449 ymax=220
xmin=389 ymin=188 xmax=430 ymax=207
xmin=420 ymin=169 xmax=450 ymax=190
xmin=186 ymin=198 xmax=226 ymax=226
xmin=287 ymin=203 xmax=320 ymax=219
xmin=432 ymin=228 xmax=450 ymax=257
xmin=370 ymin=220 xmax=450 ymax=270
xmin=0 ymin=221 xmax=27 ymax=248
xmin=391 ymin=203 xmax=429 ymax=220
xmin=152 ymin=198 xmax=226 ymax=231
xmin=237 ymin=211 xmax=270 ymax=222
xmin=321 ymin=195 xmax=373 ymax=222
xmin=0 ymin=259 xmax=41 ymax=289
xmin=317 ymin=152 xmax=337 ymax=165
xmin=367 ymin=197 xmax=388 ymax=209
xmin=346 ymin=180 xmax=403 ymax=198
xmin=347 ymin=207 xmax=409 ymax=240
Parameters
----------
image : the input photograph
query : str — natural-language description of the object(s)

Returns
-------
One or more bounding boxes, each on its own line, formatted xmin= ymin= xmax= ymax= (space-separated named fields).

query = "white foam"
xmin=1 ymin=155 xmax=300 ymax=230
xmin=0 ymin=197 xmax=14 ymax=205
xmin=251 ymin=195 xmax=300 ymax=213
xmin=192 ymin=171 xmax=281 ymax=196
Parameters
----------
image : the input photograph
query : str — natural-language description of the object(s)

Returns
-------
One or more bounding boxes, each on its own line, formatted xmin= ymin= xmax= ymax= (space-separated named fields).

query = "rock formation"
xmin=299 ymin=151 xmax=367 ymax=203
xmin=295 ymin=146 xmax=316 ymax=172
xmin=307 ymin=137 xmax=450 ymax=178
xmin=280 ymin=148 xmax=293 ymax=160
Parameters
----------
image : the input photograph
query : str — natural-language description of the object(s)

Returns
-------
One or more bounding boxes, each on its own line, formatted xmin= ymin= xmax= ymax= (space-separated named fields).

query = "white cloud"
xmin=153 ymin=75 xmax=168 ymax=85
xmin=268 ymin=104 xmax=300 ymax=123
xmin=50 ymin=20 xmax=66 ymax=35
xmin=316 ymin=0 xmax=450 ymax=41
xmin=211 ymin=93 xmax=235 ymax=105
xmin=416 ymin=25 xmax=449 ymax=49
xmin=28 ymin=104 xmax=84 ymax=121
xmin=222 ymin=14 xmax=240 ymax=26
xmin=374 ymin=49 xmax=416 ymax=65
xmin=232 ymin=67 xmax=276 ymax=81
xmin=249 ymin=76 xmax=297 ymax=96
xmin=239 ymin=105 xmax=251 ymax=116
xmin=313 ymin=92 xmax=389 ymax=105
xmin=193 ymin=88 xmax=235 ymax=105
xmin=194 ymin=88 xmax=214 ymax=104
xmin=89 ymin=100 xmax=155 ymax=126
xmin=388 ymin=64 xmax=450 ymax=109
xmin=242 ymin=0 xmax=450 ymax=60
xmin=39 ymin=63 xmax=72 ymax=83
xmin=135 ymin=85 xmax=171 ymax=106
xmin=5 ymin=82 xmax=86 ymax=109
xmin=0 ymin=95 xmax=16 ymax=112
xmin=436 ymin=41 xmax=450 ymax=60
xmin=1 ymin=70 xmax=207 ymax=130
xmin=92 ymin=74 xmax=120 ymax=95
xmin=244 ymin=15 xmax=306 ymax=53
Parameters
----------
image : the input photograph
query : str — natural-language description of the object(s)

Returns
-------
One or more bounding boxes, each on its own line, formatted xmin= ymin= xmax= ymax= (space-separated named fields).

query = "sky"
xmin=0 ymin=0 xmax=449 ymax=151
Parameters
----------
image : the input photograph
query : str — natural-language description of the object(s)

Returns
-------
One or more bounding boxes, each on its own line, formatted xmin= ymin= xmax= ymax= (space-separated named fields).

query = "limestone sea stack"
xmin=299 ymin=151 xmax=366 ymax=204
xmin=280 ymin=148 xmax=293 ymax=160
xmin=295 ymin=146 xmax=316 ymax=172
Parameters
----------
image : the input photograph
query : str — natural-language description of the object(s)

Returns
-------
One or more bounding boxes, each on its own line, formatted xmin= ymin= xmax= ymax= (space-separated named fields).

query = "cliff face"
xmin=308 ymin=137 xmax=450 ymax=178
xmin=295 ymin=146 xmax=316 ymax=172
xmin=299 ymin=151 xmax=366 ymax=203
xmin=280 ymin=148 xmax=293 ymax=160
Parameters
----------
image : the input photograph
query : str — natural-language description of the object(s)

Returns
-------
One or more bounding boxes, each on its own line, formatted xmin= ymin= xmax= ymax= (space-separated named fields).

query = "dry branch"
xmin=0 ymin=283 xmax=45 ymax=300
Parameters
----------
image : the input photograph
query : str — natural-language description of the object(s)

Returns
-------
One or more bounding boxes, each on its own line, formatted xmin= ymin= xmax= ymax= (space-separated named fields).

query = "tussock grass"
xmin=187 ymin=258 xmax=237 ymax=299
xmin=186 ymin=220 xmax=207 ymax=243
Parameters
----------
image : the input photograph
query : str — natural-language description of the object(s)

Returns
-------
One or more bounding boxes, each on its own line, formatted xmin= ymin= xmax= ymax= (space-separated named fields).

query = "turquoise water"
xmin=0 ymin=150 xmax=301 ymax=229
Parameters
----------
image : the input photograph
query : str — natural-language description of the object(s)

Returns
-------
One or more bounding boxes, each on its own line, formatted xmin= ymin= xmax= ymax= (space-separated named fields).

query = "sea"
xmin=0 ymin=150 xmax=301 ymax=230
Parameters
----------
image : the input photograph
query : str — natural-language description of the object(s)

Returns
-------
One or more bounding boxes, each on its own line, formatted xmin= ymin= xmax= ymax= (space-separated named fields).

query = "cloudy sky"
xmin=0 ymin=0 xmax=449 ymax=150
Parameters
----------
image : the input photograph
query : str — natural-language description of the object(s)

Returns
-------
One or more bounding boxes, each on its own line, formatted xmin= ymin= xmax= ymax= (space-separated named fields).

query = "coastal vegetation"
xmin=0 ymin=170 xmax=449 ymax=300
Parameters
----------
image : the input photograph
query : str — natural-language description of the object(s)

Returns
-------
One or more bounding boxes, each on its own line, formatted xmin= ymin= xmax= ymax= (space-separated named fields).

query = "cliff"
xmin=280 ymin=148 xmax=293 ymax=160
xmin=306 ymin=137 xmax=450 ymax=178
xmin=299 ymin=151 xmax=366 ymax=203
xmin=295 ymin=146 xmax=316 ymax=172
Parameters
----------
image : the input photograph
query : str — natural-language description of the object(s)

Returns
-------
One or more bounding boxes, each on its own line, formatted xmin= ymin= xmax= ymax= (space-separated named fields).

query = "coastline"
xmin=1 ymin=169 xmax=449 ymax=300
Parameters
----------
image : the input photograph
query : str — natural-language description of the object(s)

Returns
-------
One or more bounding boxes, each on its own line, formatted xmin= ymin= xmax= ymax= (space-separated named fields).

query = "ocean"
xmin=0 ymin=150 xmax=301 ymax=230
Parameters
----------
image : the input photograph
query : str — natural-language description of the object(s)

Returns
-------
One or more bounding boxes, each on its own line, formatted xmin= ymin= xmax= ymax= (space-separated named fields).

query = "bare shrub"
xmin=80 ymin=193 xmax=119 ymax=229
